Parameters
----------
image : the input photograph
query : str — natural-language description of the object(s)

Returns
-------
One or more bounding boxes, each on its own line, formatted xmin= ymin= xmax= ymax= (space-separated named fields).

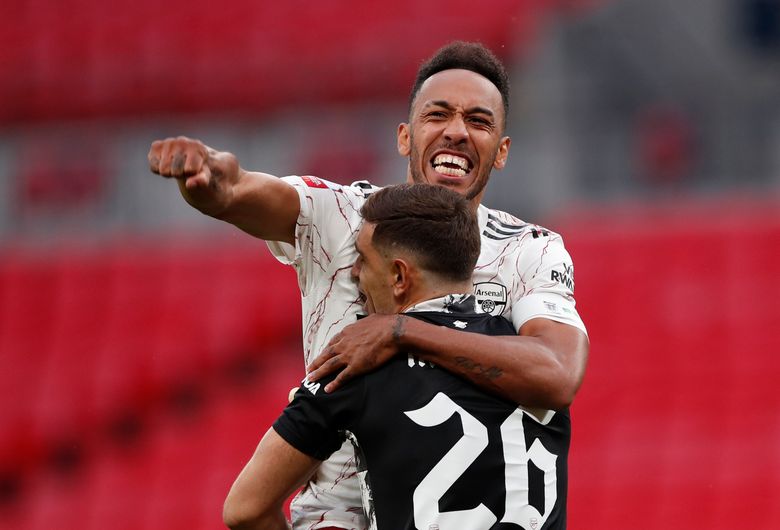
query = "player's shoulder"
xmin=283 ymin=175 xmax=381 ymax=196
xmin=347 ymin=179 xmax=382 ymax=196
xmin=480 ymin=205 xmax=562 ymax=243
xmin=408 ymin=310 xmax=516 ymax=336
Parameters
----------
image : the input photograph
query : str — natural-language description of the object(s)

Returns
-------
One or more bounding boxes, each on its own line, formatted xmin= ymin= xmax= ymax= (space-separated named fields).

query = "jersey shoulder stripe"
xmin=484 ymin=225 xmax=526 ymax=241
xmin=484 ymin=211 xmax=530 ymax=240
xmin=487 ymin=212 xmax=526 ymax=230
xmin=486 ymin=221 xmax=527 ymax=236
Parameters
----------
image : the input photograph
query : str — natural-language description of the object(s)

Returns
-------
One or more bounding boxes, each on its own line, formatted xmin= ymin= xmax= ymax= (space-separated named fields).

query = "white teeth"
xmin=436 ymin=166 xmax=467 ymax=177
xmin=433 ymin=154 xmax=469 ymax=171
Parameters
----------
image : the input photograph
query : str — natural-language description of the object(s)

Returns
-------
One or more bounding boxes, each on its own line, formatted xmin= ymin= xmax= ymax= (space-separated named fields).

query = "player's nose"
xmin=443 ymin=115 xmax=469 ymax=144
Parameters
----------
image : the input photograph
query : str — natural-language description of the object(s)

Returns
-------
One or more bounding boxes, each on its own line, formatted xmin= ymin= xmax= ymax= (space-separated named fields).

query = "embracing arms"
xmin=307 ymin=315 xmax=589 ymax=411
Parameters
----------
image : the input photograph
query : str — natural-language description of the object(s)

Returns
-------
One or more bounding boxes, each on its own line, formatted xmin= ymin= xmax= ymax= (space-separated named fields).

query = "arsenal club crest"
xmin=473 ymin=282 xmax=508 ymax=316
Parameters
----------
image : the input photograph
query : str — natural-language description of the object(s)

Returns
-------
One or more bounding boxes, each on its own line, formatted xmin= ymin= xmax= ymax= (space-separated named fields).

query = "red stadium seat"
xmin=0 ymin=0 xmax=550 ymax=122
xmin=559 ymin=199 xmax=780 ymax=530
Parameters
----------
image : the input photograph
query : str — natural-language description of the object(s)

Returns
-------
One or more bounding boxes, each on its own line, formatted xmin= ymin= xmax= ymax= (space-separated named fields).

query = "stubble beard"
xmin=408 ymin=148 xmax=493 ymax=202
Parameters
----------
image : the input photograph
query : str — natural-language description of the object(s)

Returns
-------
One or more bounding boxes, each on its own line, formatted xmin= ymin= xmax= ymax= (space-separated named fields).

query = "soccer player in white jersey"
xmin=148 ymin=42 xmax=589 ymax=530
xmin=224 ymin=184 xmax=571 ymax=530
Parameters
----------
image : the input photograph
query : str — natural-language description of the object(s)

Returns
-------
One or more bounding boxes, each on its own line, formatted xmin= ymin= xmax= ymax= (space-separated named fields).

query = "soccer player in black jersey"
xmin=223 ymin=184 xmax=570 ymax=530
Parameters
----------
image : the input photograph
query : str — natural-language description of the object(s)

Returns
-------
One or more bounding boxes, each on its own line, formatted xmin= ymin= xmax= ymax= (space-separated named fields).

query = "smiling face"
xmin=398 ymin=68 xmax=511 ymax=204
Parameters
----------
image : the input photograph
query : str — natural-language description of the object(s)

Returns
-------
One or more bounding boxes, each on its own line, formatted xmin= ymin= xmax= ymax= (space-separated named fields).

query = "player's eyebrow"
xmin=426 ymin=100 xmax=495 ymax=119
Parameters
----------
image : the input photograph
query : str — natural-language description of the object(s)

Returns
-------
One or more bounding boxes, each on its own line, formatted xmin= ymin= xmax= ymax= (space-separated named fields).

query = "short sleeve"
xmin=273 ymin=374 xmax=366 ymax=461
xmin=266 ymin=176 xmax=369 ymax=296
xmin=511 ymin=231 xmax=587 ymax=335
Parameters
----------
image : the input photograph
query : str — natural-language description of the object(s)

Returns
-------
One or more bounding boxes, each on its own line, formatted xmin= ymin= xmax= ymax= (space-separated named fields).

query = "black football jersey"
xmin=274 ymin=300 xmax=570 ymax=530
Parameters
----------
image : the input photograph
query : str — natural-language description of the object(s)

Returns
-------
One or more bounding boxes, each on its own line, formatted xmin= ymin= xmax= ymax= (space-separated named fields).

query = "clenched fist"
xmin=148 ymin=136 xmax=240 ymax=218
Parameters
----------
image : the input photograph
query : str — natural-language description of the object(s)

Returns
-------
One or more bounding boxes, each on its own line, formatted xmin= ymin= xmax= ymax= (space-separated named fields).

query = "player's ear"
xmin=492 ymin=136 xmax=511 ymax=170
xmin=392 ymin=258 xmax=411 ymax=299
xmin=397 ymin=123 xmax=411 ymax=157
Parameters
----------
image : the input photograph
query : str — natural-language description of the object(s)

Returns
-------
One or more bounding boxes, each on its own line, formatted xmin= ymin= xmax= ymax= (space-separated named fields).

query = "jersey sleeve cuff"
xmin=272 ymin=417 xmax=337 ymax=461
xmin=266 ymin=177 xmax=309 ymax=265
xmin=511 ymin=292 xmax=588 ymax=335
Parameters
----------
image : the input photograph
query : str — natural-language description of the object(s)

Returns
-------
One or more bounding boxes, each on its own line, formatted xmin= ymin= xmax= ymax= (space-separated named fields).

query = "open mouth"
xmin=431 ymin=153 xmax=473 ymax=178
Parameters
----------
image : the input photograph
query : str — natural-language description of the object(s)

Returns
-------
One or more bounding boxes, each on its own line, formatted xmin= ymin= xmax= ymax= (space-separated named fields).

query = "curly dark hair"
xmin=409 ymin=41 xmax=510 ymax=120
xmin=360 ymin=183 xmax=480 ymax=283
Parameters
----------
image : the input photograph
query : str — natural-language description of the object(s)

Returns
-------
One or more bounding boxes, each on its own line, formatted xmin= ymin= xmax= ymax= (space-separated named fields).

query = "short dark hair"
xmin=360 ymin=183 xmax=480 ymax=283
xmin=409 ymin=41 xmax=510 ymax=120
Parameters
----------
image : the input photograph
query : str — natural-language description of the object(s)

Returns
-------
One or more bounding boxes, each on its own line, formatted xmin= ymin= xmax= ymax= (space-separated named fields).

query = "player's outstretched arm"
xmin=148 ymin=136 xmax=299 ymax=244
xmin=307 ymin=315 xmax=589 ymax=410
xmin=223 ymin=428 xmax=319 ymax=530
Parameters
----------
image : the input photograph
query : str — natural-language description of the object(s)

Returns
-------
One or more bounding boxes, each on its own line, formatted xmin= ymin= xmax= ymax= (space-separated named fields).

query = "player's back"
xmin=349 ymin=311 xmax=570 ymax=530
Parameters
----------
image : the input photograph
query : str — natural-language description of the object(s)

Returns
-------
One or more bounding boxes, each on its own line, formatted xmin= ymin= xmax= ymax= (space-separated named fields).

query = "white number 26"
xmin=404 ymin=392 xmax=558 ymax=530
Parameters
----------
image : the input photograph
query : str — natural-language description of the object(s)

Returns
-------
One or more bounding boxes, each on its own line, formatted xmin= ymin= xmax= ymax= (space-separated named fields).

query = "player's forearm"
xmin=224 ymin=428 xmax=318 ymax=530
xmin=214 ymin=169 xmax=299 ymax=244
xmin=223 ymin=475 xmax=290 ymax=530
xmin=149 ymin=137 xmax=299 ymax=244
xmin=223 ymin=508 xmax=290 ymax=530
xmin=396 ymin=316 xmax=588 ymax=410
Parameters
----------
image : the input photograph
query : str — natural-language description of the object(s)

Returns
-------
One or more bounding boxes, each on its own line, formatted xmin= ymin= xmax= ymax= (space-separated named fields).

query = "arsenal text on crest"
xmin=473 ymin=282 xmax=508 ymax=316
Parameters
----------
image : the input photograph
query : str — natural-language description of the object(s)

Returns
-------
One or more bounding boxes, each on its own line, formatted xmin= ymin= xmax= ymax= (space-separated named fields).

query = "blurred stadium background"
xmin=1 ymin=0 xmax=779 ymax=528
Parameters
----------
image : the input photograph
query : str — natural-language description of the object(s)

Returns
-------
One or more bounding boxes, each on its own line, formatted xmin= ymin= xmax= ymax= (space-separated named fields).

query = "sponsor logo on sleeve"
xmin=301 ymin=175 xmax=329 ymax=189
xmin=473 ymin=282 xmax=508 ymax=316
xmin=550 ymin=263 xmax=575 ymax=290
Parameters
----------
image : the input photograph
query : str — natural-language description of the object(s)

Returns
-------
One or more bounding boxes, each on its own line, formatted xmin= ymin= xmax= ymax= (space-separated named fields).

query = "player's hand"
xmin=148 ymin=136 xmax=240 ymax=218
xmin=305 ymin=314 xmax=405 ymax=393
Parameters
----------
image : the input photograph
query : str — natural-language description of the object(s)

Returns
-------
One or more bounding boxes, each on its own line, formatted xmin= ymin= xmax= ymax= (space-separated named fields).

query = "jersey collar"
xmin=404 ymin=293 xmax=478 ymax=315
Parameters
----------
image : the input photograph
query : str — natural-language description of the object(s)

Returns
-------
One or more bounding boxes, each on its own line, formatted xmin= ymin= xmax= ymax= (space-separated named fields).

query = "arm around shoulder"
xmin=513 ymin=317 xmax=589 ymax=409
xmin=396 ymin=315 xmax=588 ymax=410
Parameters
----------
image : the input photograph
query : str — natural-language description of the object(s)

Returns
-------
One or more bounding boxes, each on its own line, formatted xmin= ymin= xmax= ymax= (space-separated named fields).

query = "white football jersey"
xmin=267 ymin=176 xmax=586 ymax=530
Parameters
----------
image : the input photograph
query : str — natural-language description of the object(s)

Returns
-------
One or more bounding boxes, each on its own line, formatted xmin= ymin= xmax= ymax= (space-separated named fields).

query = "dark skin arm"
xmin=148 ymin=136 xmax=299 ymax=245
xmin=306 ymin=315 xmax=589 ymax=410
